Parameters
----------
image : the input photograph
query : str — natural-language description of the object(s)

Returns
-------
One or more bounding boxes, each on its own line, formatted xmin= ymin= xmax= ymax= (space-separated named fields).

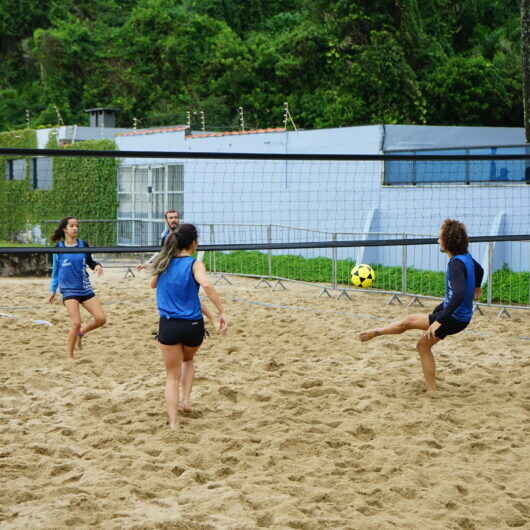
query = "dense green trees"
xmin=0 ymin=0 xmax=522 ymax=131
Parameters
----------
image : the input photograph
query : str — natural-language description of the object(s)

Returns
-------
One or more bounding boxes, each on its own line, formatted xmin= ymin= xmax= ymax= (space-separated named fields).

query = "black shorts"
xmin=428 ymin=311 xmax=469 ymax=340
xmin=62 ymin=293 xmax=95 ymax=304
xmin=158 ymin=317 xmax=205 ymax=347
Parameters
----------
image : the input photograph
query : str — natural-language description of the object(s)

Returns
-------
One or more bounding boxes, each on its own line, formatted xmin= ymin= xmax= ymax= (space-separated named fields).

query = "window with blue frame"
xmin=384 ymin=146 xmax=530 ymax=185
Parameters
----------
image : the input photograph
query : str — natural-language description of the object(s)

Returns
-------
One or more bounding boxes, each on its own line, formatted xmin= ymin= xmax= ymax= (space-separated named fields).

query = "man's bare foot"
xmin=358 ymin=329 xmax=379 ymax=342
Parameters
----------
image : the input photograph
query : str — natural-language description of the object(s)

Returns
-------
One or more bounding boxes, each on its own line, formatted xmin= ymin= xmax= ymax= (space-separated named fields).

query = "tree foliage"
xmin=0 ymin=0 xmax=523 ymax=131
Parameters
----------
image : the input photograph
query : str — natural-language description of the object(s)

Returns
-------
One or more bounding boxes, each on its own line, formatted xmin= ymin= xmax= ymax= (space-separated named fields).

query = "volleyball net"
xmin=0 ymin=147 xmax=529 ymax=309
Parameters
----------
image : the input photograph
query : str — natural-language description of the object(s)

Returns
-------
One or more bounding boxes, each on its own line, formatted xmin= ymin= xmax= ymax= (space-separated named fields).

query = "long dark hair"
xmin=51 ymin=216 xmax=77 ymax=242
xmin=152 ymin=223 xmax=198 ymax=275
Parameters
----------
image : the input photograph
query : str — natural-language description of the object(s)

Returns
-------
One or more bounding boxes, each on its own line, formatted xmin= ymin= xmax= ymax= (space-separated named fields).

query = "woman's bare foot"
xmin=179 ymin=401 xmax=192 ymax=413
xmin=358 ymin=329 xmax=380 ymax=342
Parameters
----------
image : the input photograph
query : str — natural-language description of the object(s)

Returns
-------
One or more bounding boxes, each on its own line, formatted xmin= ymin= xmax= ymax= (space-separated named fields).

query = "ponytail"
xmin=151 ymin=224 xmax=198 ymax=275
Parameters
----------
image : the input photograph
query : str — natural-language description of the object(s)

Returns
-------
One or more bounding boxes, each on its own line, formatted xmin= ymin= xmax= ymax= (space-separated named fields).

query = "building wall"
xmin=37 ymin=126 xmax=132 ymax=148
xmin=115 ymin=126 xmax=530 ymax=272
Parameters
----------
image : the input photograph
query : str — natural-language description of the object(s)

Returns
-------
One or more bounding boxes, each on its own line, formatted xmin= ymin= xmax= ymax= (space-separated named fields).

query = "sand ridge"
xmin=1 ymin=270 xmax=530 ymax=529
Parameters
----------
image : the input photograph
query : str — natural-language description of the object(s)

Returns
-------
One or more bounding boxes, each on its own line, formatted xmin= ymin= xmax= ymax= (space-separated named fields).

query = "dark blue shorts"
xmin=158 ymin=317 xmax=205 ymax=347
xmin=428 ymin=311 xmax=469 ymax=339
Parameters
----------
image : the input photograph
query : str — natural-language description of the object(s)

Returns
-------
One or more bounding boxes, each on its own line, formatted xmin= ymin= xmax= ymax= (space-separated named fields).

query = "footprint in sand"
xmin=218 ymin=386 xmax=238 ymax=402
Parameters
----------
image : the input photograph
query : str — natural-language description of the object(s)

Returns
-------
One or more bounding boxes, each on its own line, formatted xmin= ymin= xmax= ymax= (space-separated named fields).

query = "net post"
xmin=487 ymin=242 xmax=493 ymax=305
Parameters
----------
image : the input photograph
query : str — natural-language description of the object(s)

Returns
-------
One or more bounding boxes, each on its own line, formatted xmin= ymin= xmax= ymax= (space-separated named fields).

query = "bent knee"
xmin=71 ymin=321 xmax=82 ymax=331
xmin=404 ymin=315 xmax=420 ymax=328
xmin=95 ymin=316 xmax=106 ymax=327
xmin=416 ymin=337 xmax=431 ymax=353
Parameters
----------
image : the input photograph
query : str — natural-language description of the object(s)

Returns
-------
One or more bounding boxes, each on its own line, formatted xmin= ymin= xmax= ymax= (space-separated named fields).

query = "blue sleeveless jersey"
xmin=443 ymin=253 xmax=475 ymax=322
xmin=156 ymin=257 xmax=202 ymax=320
xmin=49 ymin=240 xmax=94 ymax=297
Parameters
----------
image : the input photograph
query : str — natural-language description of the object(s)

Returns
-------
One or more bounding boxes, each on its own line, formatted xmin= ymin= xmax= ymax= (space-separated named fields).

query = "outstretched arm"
xmin=137 ymin=252 xmax=159 ymax=271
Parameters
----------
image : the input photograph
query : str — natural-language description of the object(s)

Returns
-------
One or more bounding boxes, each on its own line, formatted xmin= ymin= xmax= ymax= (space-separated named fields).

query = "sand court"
xmin=1 ymin=270 xmax=530 ymax=529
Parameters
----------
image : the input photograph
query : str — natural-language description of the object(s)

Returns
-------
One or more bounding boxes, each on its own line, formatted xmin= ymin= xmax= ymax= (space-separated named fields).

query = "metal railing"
xmin=10 ymin=220 xmax=530 ymax=312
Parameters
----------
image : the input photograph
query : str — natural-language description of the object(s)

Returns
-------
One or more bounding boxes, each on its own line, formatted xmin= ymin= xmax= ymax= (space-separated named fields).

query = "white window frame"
xmin=117 ymin=163 xmax=184 ymax=245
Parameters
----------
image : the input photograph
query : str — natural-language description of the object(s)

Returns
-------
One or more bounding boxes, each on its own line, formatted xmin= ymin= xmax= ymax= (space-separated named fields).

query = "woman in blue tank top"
xmin=150 ymin=224 xmax=227 ymax=429
xmin=358 ymin=219 xmax=484 ymax=393
xmin=48 ymin=217 xmax=106 ymax=359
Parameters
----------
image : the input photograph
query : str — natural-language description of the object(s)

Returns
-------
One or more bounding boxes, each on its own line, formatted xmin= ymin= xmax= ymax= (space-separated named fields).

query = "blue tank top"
xmin=156 ymin=257 xmax=202 ymax=320
xmin=50 ymin=240 xmax=94 ymax=297
xmin=443 ymin=253 xmax=475 ymax=322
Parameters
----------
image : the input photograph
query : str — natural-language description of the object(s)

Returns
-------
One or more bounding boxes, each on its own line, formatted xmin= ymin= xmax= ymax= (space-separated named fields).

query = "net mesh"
xmin=0 ymin=149 xmax=529 ymax=308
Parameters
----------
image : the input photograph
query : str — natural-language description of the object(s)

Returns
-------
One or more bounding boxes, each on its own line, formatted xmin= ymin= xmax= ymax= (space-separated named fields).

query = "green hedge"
xmin=205 ymin=251 xmax=530 ymax=306
xmin=0 ymin=129 xmax=118 ymax=245
xmin=0 ymin=129 xmax=37 ymax=240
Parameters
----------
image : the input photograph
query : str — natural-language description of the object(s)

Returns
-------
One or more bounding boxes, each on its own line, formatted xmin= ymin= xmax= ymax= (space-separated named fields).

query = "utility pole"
xmin=522 ymin=0 xmax=530 ymax=141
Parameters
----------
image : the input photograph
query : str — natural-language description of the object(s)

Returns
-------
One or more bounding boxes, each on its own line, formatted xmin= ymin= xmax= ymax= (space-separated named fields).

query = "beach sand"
xmin=1 ymin=269 xmax=530 ymax=529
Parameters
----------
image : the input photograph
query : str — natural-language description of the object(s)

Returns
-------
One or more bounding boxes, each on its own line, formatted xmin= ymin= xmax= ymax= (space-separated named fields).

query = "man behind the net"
xmin=137 ymin=209 xmax=180 ymax=271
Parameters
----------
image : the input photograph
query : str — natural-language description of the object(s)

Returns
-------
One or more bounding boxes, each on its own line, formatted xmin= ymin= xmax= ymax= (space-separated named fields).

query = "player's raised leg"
xmin=80 ymin=296 xmax=107 ymax=335
xmin=358 ymin=314 xmax=429 ymax=342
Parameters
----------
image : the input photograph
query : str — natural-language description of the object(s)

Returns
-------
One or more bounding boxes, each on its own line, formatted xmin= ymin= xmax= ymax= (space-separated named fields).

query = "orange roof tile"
xmin=117 ymin=126 xmax=189 ymax=137
xmin=187 ymin=128 xmax=286 ymax=139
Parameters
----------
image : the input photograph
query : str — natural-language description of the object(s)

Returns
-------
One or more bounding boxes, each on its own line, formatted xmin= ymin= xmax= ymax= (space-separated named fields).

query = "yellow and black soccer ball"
xmin=350 ymin=264 xmax=376 ymax=288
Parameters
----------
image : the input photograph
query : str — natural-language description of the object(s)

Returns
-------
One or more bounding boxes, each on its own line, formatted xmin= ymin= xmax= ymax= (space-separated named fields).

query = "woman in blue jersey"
xmin=48 ymin=217 xmax=106 ymax=359
xmin=150 ymin=224 xmax=227 ymax=428
xmin=358 ymin=219 xmax=484 ymax=392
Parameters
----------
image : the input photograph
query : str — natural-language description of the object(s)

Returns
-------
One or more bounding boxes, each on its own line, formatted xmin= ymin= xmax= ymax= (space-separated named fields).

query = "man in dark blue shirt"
xmin=359 ymin=219 xmax=484 ymax=392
